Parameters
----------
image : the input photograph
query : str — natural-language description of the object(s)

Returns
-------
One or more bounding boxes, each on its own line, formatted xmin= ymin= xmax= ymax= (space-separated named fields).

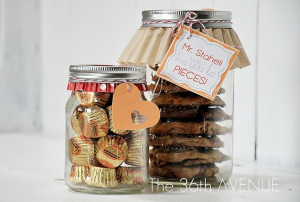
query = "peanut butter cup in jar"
xmin=65 ymin=65 xmax=148 ymax=193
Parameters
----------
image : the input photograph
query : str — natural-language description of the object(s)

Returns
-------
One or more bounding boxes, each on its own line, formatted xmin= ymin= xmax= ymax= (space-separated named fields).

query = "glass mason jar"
xmin=65 ymin=65 xmax=149 ymax=193
xmin=118 ymin=10 xmax=250 ymax=186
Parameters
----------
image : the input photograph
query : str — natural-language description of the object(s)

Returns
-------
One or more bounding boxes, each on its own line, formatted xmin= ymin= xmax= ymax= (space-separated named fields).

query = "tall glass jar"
xmin=118 ymin=10 xmax=250 ymax=186
xmin=65 ymin=65 xmax=149 ymax=193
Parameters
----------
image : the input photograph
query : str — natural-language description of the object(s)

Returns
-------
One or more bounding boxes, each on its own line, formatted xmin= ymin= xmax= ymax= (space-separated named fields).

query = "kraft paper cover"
xmin=118 ymin=27 xmax=250 ymax=69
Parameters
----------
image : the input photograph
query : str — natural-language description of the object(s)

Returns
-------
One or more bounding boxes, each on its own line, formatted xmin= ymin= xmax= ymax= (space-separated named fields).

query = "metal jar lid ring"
xmin=69 ymin=65 xmax=146 ymax=83
xmin=142 ymin=10 xmax=232 ymax=28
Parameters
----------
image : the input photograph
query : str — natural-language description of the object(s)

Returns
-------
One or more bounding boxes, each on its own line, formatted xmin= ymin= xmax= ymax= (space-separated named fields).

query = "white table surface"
xmin=0 ymin=133 xmax=299 ymax=202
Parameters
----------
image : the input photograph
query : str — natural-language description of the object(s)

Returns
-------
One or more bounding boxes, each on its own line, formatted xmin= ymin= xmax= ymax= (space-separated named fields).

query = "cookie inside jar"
xmin=148 ymin=74 xmax=234 ymax=186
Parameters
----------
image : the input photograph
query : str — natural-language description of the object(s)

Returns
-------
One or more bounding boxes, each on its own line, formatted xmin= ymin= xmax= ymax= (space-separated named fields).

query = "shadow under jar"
xmin=118 ymin=10 xmax=251 ymax=186
xmin=65 ymin=65 xmax=149 ymax=193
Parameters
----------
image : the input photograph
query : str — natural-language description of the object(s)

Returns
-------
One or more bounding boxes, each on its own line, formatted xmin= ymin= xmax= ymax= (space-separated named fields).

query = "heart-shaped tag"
xmin=112 ymin=83 xmax=160 ymax=130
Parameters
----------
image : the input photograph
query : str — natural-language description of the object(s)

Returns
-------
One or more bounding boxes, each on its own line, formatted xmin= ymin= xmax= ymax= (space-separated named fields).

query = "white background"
xmin=0 ymin=0 xmax=299 ymax=165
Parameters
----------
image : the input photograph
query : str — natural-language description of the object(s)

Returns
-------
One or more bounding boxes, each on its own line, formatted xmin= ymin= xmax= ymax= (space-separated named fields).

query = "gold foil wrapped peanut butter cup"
xmin=83 ymin=106 xmax=109 ymax=138
xmin=69 ymin=165 xmax=89 ymax=183
xmin=69 ymin=135 xmax=94 ymax=166
xmin=71 ymin=105 xmax=85 ymax=136
xmin=95 ymin=136 xmax=128 ymax=168
xmin=125 ymin=133 xmax=145 ymax=166
xmin=117 ymin=167 xmax=145 ymax=185
xmin=89 ymin=138 xmax=102 ymax=167
xmin=107 ymin=106 xmax=129 ymax=135
xmin=73 ymin=105 xmax=109 ymax=138
xmin=85 ymin=166 xmax=118 ymax=188
xmin=75 ymin=91 xmax=95 ymax=106
xmin=94 ymin=92 xmax=111 ymax=107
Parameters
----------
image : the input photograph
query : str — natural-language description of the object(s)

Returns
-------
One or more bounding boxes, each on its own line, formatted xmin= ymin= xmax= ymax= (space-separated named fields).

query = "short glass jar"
xmin=65 ymin=65 xmax=149 ymax=193
xmin=118 ymin=10 xmax=250 ymax=186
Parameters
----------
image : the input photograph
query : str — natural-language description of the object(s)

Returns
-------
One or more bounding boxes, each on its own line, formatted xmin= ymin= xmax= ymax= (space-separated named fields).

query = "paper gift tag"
xmin=112 ymin=83 xmax=160 ymax=130
xmin=157 ymin=25 xmax=239 ymax=100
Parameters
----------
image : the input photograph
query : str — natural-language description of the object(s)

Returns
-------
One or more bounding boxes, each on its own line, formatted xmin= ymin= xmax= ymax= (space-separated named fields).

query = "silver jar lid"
xmin=69 ymin=65 xmax=146 ymax=83
xmin=142 ymin=10 xmax=232 ymax=28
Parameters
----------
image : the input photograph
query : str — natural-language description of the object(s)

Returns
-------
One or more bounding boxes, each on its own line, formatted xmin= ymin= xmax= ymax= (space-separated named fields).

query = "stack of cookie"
xmin=68 ymin=91 xmax=147 ymax=188
xmin=149 ymin=80 xmax=231 ymax=180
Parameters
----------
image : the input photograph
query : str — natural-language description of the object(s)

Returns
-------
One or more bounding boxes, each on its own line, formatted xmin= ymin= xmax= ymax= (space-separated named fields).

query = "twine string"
xmin=142 ymin=19 xmax=232 ymax=26
xmin=170 ymin=11 xmax=209 ymax=39
xmin=120 ymin=79 xmax=130 ymax=91
xmin=171 ymin=11 xmax=197 ymax=38
xmin=151 ymin=77 xmax=163 ymax=99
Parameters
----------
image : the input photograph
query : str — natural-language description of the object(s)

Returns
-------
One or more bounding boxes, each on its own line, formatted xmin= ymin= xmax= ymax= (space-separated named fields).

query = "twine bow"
xmin=171 ymin=11 xmax=208 ymax=38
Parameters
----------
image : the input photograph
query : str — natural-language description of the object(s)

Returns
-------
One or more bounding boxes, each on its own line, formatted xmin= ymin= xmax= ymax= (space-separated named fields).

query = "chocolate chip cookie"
xmin=152 ymin=93 xmax=225 ymax=107
xmin=150 ymin=121 xmax=231 ymax=135
xmin=149 ymin=83 xmax=225 ymax=95
xmin=150 ymin=163 xmax=219 ymax=179
xmin=149 ymin=134 xmax=224 ymax=148
xmin=150 ymin=147 xmax=227 ymax=166
xmin=160 ymin=106 xmax=231 ymax=120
